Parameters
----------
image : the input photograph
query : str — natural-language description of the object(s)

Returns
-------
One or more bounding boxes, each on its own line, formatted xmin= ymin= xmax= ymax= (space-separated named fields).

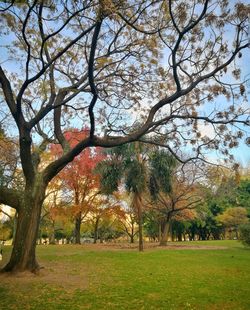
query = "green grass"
xmin=0 ymin=240 xmax=249 ymax=310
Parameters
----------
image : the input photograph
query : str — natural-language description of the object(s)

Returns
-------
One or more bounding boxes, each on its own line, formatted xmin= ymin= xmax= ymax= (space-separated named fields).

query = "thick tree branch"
xmin=21 ymin=0 xmax=38 ymax=87
xmin=0 ymin=67 xmax=18 ymax=123
xmin=88 ymin=19 xmax=103 ymax=139
xmin=53 ymin=90 xmax=70 ymax=151
xmin=0 ymin=187 xmax=21 ymax=211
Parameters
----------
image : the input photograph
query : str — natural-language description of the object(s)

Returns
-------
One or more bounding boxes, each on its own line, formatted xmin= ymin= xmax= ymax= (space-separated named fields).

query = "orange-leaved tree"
xmin=50 ymin=128 xmax=105 ymax=244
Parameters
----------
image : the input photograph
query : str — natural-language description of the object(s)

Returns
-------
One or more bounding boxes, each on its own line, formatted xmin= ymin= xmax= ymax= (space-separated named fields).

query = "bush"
xmin=239 ymin=223 xmax=250 ymax=246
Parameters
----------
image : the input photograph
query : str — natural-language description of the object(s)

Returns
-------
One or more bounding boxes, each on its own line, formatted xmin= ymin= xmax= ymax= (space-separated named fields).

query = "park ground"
xmin=0 ymin=240 xmax=249 ymax=310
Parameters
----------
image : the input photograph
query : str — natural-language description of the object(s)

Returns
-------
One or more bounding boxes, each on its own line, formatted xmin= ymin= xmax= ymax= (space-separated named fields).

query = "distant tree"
xmin=41 ymin=199 xmax=70 ymax=245
xmin=0 ymin=206 xmax=17 ymax=244
xmin=116 ymin=197 xmax=138 ymax=244
xmin=239 ymin=223 xmax=250 ymax=246
xmin=236 ymin=179 xmax=250 ymax=216
xmin=0 ymin=219 xmax=12 ymax=242
xmin=217 ymin=207 xmax=249 ymax=238
xmin=96 ymin=214 xmax=124 ymax=243
xmin=0 ymin=129 xmax=21 ymax=188
xmin=149 ymin=151 xmax=202 ymax=245
xmin=171 ymin=210 xmax=197 ymax=241
xmin=88 ymin=195 xmax=122 ymax=243
xmin=189 ymin=166 xmax=244 ymax=241
xmin=144 ymin=209 xmax=160 ymax=242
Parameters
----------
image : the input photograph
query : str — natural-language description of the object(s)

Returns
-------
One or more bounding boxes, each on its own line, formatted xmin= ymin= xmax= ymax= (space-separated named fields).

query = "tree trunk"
xmin=158 ymin=222 xmax=161 ymax=242
xmin=75 ymin=212 xmax=81 ymax=244
xmin=93 ymin=218 xmax=99 ymax=244
xmin=235 ymin=227 xmax=239 ymax=239
xmin=159 ymin=220 xmax=170 ymax=246
xmin=135 ymin=194 xmax=143 ymax=252
xmin=2 ymin=184 xmax=45 ymax=273
xmin=12 ymin=211 xmax=17 ymax=246
xmin=49 ymin=220 xmax=56 ymax=244
xmin=129 ymin=221 xmax=136 ymax=243
xmin=177 ymin=232 xmax=182 ymax=241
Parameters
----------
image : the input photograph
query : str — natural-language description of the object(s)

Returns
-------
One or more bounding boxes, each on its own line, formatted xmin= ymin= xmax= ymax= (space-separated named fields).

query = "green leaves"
xmin=96 ymin=142 xmax=148 ymax=195
xmin=148 ymin=174 xmax=159 ymax=201
xmin=125 ymin=160 xmax=146 ymax=194
xmin=97 ymin=144 xmax=178 ymax=200
xmin=96 ymin=161 xmax=123 ymax=195
xmin=149 ymin=150 xmax=177 ymax=196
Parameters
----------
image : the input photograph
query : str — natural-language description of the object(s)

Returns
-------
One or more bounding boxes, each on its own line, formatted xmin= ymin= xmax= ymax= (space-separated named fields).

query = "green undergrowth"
xmin=0 ymin=240 xmax=249 ymax=310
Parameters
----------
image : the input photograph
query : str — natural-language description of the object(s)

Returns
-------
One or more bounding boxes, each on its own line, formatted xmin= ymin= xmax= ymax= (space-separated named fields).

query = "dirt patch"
xmin=80 ymin=242 xmax=228 ymax=251
xmin=0 ymin=261 xmax=88 ymax=291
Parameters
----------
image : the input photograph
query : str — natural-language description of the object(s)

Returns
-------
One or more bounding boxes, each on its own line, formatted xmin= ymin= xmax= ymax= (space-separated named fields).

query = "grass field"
xmin=0 ymin=240 xmax=249 ymax=310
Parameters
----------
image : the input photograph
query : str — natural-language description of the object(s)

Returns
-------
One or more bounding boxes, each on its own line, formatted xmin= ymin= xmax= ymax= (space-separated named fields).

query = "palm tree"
xmin=97 ymin=142 xmax=180 ymax=249
xmin=97 ymin=142 xmax=147 ymax=251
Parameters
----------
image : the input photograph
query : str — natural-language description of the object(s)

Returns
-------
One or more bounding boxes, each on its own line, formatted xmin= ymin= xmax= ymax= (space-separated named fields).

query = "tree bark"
xmin=1 ymin=182 xmax=46 ymax=273
xmin=49 ymin=220 xmax=56 ymax=245
xmin=93 ymin=218 xmax=99 ymax=244
xmin=75 ymin=212 xmax=82 ymax=244
xmin=159 ymin=219 xmax=170 ymax=246
xmin=177 ymin=232 xmax=182 ymax=241
xmin=135 ymin=193 xmax=143 ymax=252
xmin=12 ymin=211 xmax=17 ymax=246
xmin=129 ymin=221 xmax=136 ymax=243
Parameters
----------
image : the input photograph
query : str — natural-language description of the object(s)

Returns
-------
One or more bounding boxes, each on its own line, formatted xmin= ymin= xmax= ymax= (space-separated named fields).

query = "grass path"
xmin=0 ymin=240 xmax=249 ymax=310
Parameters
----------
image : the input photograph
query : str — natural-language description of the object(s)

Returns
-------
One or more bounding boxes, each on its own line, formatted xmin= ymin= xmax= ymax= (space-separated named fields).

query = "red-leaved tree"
xmin=50 ymin=128 xmax=105 ymax=243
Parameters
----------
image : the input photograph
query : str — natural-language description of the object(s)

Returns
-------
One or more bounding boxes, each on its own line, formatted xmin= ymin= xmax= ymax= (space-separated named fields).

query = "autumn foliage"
xmin=49 ymin=128 xmax=105 ymax=243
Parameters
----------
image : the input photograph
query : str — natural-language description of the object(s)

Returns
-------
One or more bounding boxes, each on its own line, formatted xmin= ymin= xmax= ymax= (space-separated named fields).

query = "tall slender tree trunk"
xmin=75 ymin=212 xmax=81 ymax=244
xmin=74 ymin=191 xmax=82 ymax=244
xmin=134 ymin=193 xmax=143 ymax=251
xmin=49 ymin=220 xmax=56 ymax=245
xmin=158 ymin=221 xmax=161 ymax=242
xmin=2 ymin=182 xmax=46 ymax=273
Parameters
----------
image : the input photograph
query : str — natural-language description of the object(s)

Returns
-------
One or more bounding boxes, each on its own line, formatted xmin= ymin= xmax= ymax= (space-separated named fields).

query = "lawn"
xmin=0 ymin=240 xmax=249 ymax=310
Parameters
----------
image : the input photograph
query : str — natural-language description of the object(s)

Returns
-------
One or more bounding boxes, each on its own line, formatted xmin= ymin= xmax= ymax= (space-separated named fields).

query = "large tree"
xmin=0 ymin=1 xmax=249 ymax=272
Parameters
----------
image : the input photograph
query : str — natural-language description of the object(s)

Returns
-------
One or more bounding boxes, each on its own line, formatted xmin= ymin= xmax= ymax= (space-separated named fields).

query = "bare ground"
xmin=80 ymin=242 xmax=228 ymax=251
xmin=0 ymin=261 xmax=88 ymax=291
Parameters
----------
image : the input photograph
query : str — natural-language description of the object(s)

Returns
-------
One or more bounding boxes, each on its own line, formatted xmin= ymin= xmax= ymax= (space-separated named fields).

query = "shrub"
xmin=239 ymin=223 xmax=250 ymax=246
